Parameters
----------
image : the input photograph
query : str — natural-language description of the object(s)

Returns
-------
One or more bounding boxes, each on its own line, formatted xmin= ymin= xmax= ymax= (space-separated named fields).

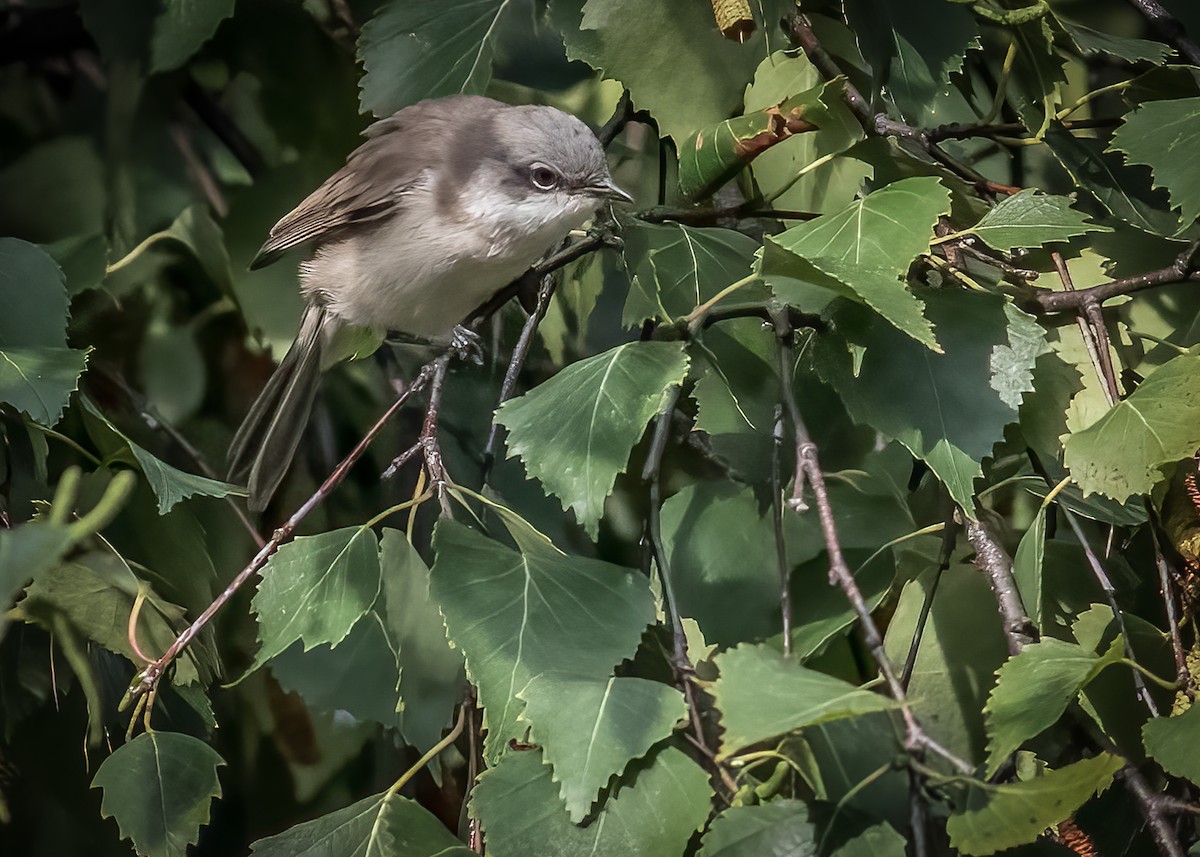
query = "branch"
xmin=772 ymin=314 xmax=971 ymax=775
xmin=1123 ymin=0 xmax=1200 ymax=67
xmin=964 ymin=517 xmax=1037 ymax=654
xmin=1052 ymin=250 xmax=1120 ymax=404
xmin=770 ymin=406 xmax=793 ymax=655
xmin=783 ymin=14 xmax=1019 ymax=197
xmin=637 ymin=204 xmax=819 ymax=226
xmin=1027 ymin=240 xmax=1200 ymax=312
xmin=927 ymin=117 xmax=1121 ymax=142
xmin=126 ymin=360 xmax=439 ymax=703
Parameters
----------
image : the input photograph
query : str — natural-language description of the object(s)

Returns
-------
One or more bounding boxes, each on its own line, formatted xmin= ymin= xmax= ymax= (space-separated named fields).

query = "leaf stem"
xmin=387 ymin=704 xmax=466 ymax=796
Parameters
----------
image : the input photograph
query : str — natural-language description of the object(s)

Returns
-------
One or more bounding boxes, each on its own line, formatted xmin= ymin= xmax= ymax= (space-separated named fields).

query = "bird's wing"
xmin=249 ymin=126 xmax=425 ymax=270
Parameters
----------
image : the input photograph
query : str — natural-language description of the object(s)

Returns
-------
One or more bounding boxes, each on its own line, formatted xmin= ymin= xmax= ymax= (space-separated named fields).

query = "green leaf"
xmin=1007 ymin=19 xmax=1066 ymax=139
xmin=815 ymin=291 xmax=1037 ymax=516
xmin=660 ymin=482 xmax=780 ymax=646
xmin=250 ymin=790 xmax=470 ymax=857
xmin=519 ymin=674 xmax=686 ymax=822
xmin=1011 ymin=506 xmax=1047 ymax=630
xmin=1044 ymin=124 xmax=1180 ymax=236
xmin=378 ymin=529 xmax=464 ymax=753
xmin=677 ymin=82 xmax=833 ymax=200
xmin=161 ymin=204 xmax=234 ymax=294
xmin=555 ymin=0 xmax=767 ymax=142
xmin=246 ymin=526 xmax=382 ymax=673
xmin=829 ymin=822 xmax=907 ymax=857
xmin=1110 ymin=96 xmax=1200 ymax=229
xmin=983 ymin=637 xmax=1124 ymax=776
xmin=1064 ymin=349 xmax=1200 ymax=500
xmin=961 ymin=189 xmax=1110 ymax=251
xmin=472 ymin=746 xmax=711 ymax=857
xmin=431 ymin=519 xmax=655 ymax=761
xmin=1059 ymin=19 xmax=1173 ymax=64
xmin=495 ymin=341 xmax=689 ymax=538
xmin=358 ymin=0 xmax=511 ymax=118
xmin=882 ymin=566 xmax=1010 ymax=766
xmin=43 ymin=233 xmax=108 ymax=296
xmin=763 ymin=176 xmax=951 ymax=350
xmin=20 ymin=551 xmax=215 ymax=685
xmin=945 ymin=754 xmax=1123 ymax=856
xmin=1142 ymin=704 xmax=1200 ymax=786
xmin=712 ymin=644 xmax=896 ymax=759
xmin=81 ymin=398 xmax=243 ymax=514
xmin=92 ymin=732 xmax=224 ymax=857
xmin=149 ymin=0 xmax=236 ymax=73
xmin=0 ymin=520 xmax=72 ymax=639
xmin=843 ymin=0 xmax=979 ymax=126
xmin=990 ymin=303 xmax=1051 ymax=410
xmin=0 ymin=238 xmax=70 ymax=348
xmin=697 ymin=800 xmax=816 ymax=857
xmin=742 ymin=52 xmax=869 ymax=216
xmin=0 ymin=345 xmax=89 ymax=426
xmin=621 ymin=221 xmax=763 ymax=327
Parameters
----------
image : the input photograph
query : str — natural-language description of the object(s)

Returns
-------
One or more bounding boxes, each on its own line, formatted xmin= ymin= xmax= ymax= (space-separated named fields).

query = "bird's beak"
xmin=588 ymin=178 xmax=634 ymax=204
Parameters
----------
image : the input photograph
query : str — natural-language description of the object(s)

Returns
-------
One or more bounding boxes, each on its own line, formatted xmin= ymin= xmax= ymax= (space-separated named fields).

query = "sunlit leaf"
xmin=962 ymin=189 xmax=1110 ymax=251
xmin=1064 ymin=349 xmax=1200 ymax=501
xmin=764 ymin=177 xmax=951 ymax=350
xmin=1143 ymin=704 xmax=1200 ymax=786
xmin=712 ymin=644 xmax=896 ymax=759
xmin=983 ymin=637 xmax=1124 ymax=776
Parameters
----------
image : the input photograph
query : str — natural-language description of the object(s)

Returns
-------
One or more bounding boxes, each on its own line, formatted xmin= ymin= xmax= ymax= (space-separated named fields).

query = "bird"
xmin=227 ymin=95 xmax=632 ymax=511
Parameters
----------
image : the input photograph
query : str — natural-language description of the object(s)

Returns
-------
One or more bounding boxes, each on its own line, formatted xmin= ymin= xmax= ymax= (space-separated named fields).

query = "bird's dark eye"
xmin=530 ymin=164 xmax=559 ymax=191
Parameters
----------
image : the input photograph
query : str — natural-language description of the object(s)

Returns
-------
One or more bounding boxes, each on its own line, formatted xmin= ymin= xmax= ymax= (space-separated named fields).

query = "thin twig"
xmin=771 ymin=405 xmax=793 ymax=655
xmin=418 ymin=356 xmax=454 ymax=518
xmin=1029 ymin=240 xmax=1200 ymax=313
xmin=1052 ymin=251 xmax=1120 ymax=404
xmin=126 ymin=361 xmax=438 ymax=703
xmin=1149 ymin=522 xmax=1189 ymax=685
xmin=901 ymin=501 xmax=959 ymax=689
xmin=927 ymin=117 xmax=1121 ymax=142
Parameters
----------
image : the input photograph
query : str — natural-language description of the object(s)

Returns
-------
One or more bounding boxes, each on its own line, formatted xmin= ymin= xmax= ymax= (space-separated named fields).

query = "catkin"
xmin=710 ymin=0 xmax=756 ymax=42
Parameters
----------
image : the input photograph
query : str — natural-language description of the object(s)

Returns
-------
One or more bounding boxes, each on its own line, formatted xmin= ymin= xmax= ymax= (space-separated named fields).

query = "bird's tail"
xmin=228 ymin=304 xmax=328 ymax=512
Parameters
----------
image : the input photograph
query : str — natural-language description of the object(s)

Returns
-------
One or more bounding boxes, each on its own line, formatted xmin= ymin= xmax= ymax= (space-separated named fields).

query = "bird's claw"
xmin=451 ymin=325 xmax=484 ymax=365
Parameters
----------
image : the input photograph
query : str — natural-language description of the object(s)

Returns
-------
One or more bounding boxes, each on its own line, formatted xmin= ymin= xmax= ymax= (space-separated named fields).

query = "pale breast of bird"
xmin=300 ymin=172 xmax=601 ymax=339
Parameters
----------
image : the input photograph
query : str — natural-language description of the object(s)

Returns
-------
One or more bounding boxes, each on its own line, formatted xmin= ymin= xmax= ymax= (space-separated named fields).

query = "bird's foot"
xmin=450 ymin=325 xmax=484 ymax=365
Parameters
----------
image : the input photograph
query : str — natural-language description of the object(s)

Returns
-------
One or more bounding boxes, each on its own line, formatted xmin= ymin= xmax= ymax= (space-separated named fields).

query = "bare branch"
xmin=1028 ymin=240 xmax=1200 ymax=313
xmin=964 ymin=517 xmax=1037 ymax=654
xmin=1123 ymin=0 xmax=1200 ymax=67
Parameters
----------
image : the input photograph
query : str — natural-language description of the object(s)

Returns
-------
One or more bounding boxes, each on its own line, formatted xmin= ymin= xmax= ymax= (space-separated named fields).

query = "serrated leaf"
xmin=471 ymin=746 xmax=711 ymax=857
xmin=555 ymin=0 xmax=766 ymax=142
xmin=246 ymin=526 xmax=381 ymax=673
xmin=81 ymin=397 xmax=243 ymax=514
xmin=149 ymin=0 xmax=235 ymax=73
xmin=763 ymin=177 xmax=951 ymax=350
xmin=161 ymin=204 xmax=234 ymax=294
xmin=1110 ymin=96 xmax=1200 ymax=229
xmin=1142 ymin=703 xmax=1200 ymax=786
xmin=815 ymin=291 xmax=1036 ymax=516
xmin=495 ymin=341 xmax=689 ymax=538
xmin=983 ymin=637 xmax=1124 ymax=776
xmin=92 ymin=732 xmax=224 ymax=857
xmin=621 ymin=221 xmax=763 ymax=327
xmin=697 ymin=800 xmax=816 ymax=857
xmin=677 ymin=82 xmax=832 ymax=200
xmin=712 ymin=644 xmax=896 ymax=759
xmin=990 ymin=303 xmax=1050 ymax=409
xmin=250 ymin=790 xmax=470 ymax=857
xmin=946 ymin=754 xmax=1123 ymax=856
xmin=431 ymin=519 xmax=654 ymax=761
xmin=1060 ymin=19 xmax=1173 ymax=64
xmin=1044 ymin=124 xmax=1180 ymax=236
xmin=519 ymin=674 xmax=686 ymax=822
xmin=1064 ymin=349 xmax=1200 ymax=501
xmin=843 ymin=0 xmax=979 ymax=126
xmin=963 ymin=189 xmax=1110 ymax=251
xmin=0 ymin=345 xmax=89 ymax=426
xmin=358 ymin=0 xmax=511 ymax=117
